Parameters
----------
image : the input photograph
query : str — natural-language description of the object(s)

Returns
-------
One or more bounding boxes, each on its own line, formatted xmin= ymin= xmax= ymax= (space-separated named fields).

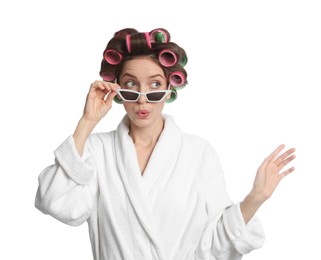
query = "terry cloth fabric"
xmin=35 ymin=114 xmax=264 ymax=260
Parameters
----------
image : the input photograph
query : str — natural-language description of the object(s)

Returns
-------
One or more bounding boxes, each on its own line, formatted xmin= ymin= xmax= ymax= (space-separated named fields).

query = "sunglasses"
xmin=116 ymin=89 xmax=171 ymax=103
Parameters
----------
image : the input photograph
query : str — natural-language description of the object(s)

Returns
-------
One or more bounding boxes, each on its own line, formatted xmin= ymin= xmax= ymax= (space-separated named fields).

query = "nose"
xmin=137 ymin=93 xmax=147 ymax=104
xmin=137 ymin=86 xmax=148 ymax=104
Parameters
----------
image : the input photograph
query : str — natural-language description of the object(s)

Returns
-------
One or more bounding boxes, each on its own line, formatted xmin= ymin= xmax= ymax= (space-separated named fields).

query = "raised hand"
xmin=240 ymin=145 xmax=296 ymax=223
xmin=252 ymin=144 xmax=296 ymax=201
xmin=82 ymin=80 xmax=119 ymax=123
xmin=73 ymin=80 xmax=120 ymax=156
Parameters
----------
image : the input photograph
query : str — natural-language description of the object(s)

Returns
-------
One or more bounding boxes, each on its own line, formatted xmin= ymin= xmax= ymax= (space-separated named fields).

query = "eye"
xmin=125 ymin=81 xmax=136 ymax=88
xmin=151 ymin=82 xmax=161 ymax=89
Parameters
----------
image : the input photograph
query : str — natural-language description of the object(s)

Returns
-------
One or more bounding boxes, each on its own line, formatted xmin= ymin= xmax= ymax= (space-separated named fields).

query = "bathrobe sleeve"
xmin=196 ymin=145 xmax=265 ymax=260
xmin=35 ymin=136 xmax=98 ymax=226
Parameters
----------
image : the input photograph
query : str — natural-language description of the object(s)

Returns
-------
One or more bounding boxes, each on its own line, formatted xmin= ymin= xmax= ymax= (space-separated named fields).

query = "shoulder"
xmin=165 ymin=114 xmax=220 ymax=158
xmin=179 ymin=132 xmax=222 ymax=169
xmin=181 ymin=132 xmax=217 ymax=154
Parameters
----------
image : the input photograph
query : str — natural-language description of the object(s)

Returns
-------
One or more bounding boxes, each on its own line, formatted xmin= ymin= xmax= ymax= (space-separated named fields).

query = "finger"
xmin=272 ymin=144 xmax=286 ymax=159
xmin=105 ymin=91 xmax=118 ymax=105
xmin=278 ymin=154 xmax=296 ymax=169
xmin=96 ymin=82 xmax=111 ymax=93
xmin=99 ymin=80 xmax=119 ymax=88
xmin=280 ymin=166 xmax=295 ymax=179
xmin=91 ymin=81 xmax=105 ymax=90
xmin=275 ymin=148 xmax=296 ymax=165
xmin=89 ymin=83 xmax=111 ymax=100
xmin=107 ymin=82 xmax=121 ymax=92
xmin=261 ymin=144 xmax=285 ymax=167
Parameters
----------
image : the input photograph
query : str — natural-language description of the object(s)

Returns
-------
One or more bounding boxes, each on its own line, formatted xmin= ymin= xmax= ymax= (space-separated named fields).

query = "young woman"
xmin=35 ymin=28 xmax=296 ymax=260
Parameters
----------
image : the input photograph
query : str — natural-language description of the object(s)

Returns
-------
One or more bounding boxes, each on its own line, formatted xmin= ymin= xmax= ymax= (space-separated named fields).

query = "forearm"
xmin=240 ymin=191 xmax=265 ymax=224
xmin=73 ymin=117 xmax=98 ymax=156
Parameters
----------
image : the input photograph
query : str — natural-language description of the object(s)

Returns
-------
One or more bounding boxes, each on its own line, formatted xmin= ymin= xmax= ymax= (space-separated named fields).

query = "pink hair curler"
xmin=101 ymin=72 xmax=116 ymax=82
xmin=149 ymin=29 xmax=170 ymax=43
xmin=126 ymin=33 xmax=152 ymax=53
xmin=158 ymin=49 xmax=178 ymax=67
xmin=126 ymin=34 xmax=131 ymax=53
xmin=169 ymin=71 xmax=186 ymax=87
xmin=104 ymin=49 xmax=123 ymax=65
xmin=143 ymin=32 xmax=152 ymax=48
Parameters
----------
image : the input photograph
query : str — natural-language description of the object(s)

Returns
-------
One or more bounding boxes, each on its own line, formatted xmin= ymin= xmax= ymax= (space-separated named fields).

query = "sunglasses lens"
xmin=146 ymin=92 xmax=167 ymax=101
xmin=120 ymin=90 xmax=139 ymax=101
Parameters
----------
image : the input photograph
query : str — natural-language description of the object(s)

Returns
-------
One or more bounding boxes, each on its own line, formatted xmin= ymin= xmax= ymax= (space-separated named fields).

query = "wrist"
xmin=73 ymin=117 xmax=97 ymax=156
xmin=80 ymin=114 xmax=100 ymax=125
xmin=240 ymin=191 xmax=265 ymax=224
xmin=249 ymin=188 xmax=269 ymax=205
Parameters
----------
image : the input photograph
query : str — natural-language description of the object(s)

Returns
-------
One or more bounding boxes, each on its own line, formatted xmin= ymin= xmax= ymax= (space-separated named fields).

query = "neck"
xmin=128 ymin=116 xmax=164 ymax=147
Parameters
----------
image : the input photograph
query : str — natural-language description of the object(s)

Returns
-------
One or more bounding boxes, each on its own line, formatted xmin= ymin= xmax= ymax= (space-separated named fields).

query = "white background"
xmin=1 ymin=0 xmax=320 ymax=259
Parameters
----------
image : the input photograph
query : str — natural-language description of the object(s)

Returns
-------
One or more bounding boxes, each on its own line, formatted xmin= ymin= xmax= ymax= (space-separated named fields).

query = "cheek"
xmin=122 ymin=103 xmax=133 ymax=113
xmin=153 ymin=102 xmax=166 ymax=114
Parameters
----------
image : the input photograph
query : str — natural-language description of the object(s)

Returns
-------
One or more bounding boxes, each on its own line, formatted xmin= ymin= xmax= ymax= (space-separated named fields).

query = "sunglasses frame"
xmin=116 ymin=88 xmax=171 ymax=103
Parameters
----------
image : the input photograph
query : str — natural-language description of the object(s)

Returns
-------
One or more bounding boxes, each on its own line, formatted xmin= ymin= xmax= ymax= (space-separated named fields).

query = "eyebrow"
xmin=120 ymin=73 xmax=136 ymax=80
xmin=120 ymin=73 xmax=164 ymax=80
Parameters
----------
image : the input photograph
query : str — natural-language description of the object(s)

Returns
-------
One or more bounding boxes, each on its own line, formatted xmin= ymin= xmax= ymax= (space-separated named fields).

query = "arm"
xmin=197 ymin=144 xmax=296 ymax=259
xmin=196 ymin=145 xmax=265 ymax=259
xmin=35 ymin=136 xmax=97 ymax=226
xmin=73 ymin=80 xmax=119 ymax=155
xmin=240 ymin=144 xmax=296 ymax=224
xmin=35 ymin=80 xmax=119 ymax=225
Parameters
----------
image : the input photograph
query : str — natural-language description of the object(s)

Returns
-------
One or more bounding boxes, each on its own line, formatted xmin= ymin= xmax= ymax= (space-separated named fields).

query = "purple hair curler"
xmin=149 ymin=29 xmax=170 ymax=43
xmin=169 ymin=71 xmax=186 ymax=87
xmin=158 ymin=49 xmax=178 ymax=67
xmin=104 ymin=49 xmax=123 ymax=65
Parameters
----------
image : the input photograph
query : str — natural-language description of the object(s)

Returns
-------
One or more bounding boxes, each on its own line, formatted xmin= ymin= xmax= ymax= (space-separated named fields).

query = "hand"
xmin=82 ymin=80 xmax=119 ymax=123
xmin=251 ymin=144 xmax=296 ymax=202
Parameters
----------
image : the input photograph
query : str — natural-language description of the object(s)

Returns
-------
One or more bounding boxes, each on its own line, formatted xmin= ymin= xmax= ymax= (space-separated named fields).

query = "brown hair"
xmin=99 ymin=28 xmax=188 ymax=102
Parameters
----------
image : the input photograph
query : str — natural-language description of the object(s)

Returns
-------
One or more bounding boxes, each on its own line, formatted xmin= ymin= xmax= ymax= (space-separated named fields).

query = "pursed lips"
xmin=136 ymin=109 xmax=150 ymax=118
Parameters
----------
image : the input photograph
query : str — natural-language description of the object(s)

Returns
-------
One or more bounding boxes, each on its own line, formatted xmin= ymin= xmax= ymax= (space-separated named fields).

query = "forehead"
xmin=120 ymin=56 xmax=165 ymax=79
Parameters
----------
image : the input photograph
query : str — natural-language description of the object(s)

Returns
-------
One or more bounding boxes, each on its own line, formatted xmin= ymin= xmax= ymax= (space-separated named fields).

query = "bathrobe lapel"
xmin=141 ymin=115 xmax=182 ymax=195
xmin=114 ymin=114 xmax=182 ymax=259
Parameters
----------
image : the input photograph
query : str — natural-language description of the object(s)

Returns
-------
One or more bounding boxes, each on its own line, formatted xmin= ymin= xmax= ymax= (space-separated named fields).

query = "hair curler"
xmin=169 ymin=71 xmax=186 ymax=88
xmin=166 ymin=88 xmax=177 ymax=103
xmin=149 ymin=29 xmax=170 ymax=43
xmin=100 ymin=71 xmax=116 ymax=82
xmin=178 ymin=55 xmax=188 ymax=67
xmin=113 ymin=95 xmax=123 ymax=104
xmin=143 ymin=32 xmax=152 ymax=48
xmin=126 ymin=33 xmax=152 ymax=53
xmin=126 ymin=34 xmax=132 ymax=53
xmin=158 ymin=49 xmax=178 ymax=67
xmin=104 ymin=49 xmax=123 ymax=65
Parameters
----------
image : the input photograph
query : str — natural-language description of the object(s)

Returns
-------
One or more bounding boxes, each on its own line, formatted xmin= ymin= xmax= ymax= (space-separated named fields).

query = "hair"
xmin=99 ymin=28 xmax=188 ymax=102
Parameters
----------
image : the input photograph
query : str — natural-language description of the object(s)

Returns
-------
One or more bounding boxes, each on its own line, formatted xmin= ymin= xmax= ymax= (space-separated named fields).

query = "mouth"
xmin=136 ymin=110 xmax=150 ymax=118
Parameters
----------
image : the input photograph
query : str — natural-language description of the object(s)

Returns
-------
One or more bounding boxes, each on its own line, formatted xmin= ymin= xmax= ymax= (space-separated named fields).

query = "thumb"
xmin=105 ymin=91 xmax=118 ymax=105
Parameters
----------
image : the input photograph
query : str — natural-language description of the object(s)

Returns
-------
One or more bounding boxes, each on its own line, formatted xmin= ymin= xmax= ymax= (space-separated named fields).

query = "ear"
xmin=166 ymin=85 xmax=172 ymax=100
xmin=166 ymin=88 xmax=177 ymax=103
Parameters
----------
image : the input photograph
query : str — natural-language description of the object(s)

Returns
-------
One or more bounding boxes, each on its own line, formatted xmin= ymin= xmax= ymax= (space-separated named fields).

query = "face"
xmin=118 ymin=56 xmax=170 ymax=130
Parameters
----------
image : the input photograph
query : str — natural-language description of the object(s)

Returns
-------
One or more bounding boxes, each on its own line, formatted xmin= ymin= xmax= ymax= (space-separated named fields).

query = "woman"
xmin=35 ymin=28 xmax=296 ymax=260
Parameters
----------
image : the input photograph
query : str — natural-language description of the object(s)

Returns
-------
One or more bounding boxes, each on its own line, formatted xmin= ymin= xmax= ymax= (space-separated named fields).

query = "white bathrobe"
xmin=35 ymin=114 xmax=264 ymax=260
